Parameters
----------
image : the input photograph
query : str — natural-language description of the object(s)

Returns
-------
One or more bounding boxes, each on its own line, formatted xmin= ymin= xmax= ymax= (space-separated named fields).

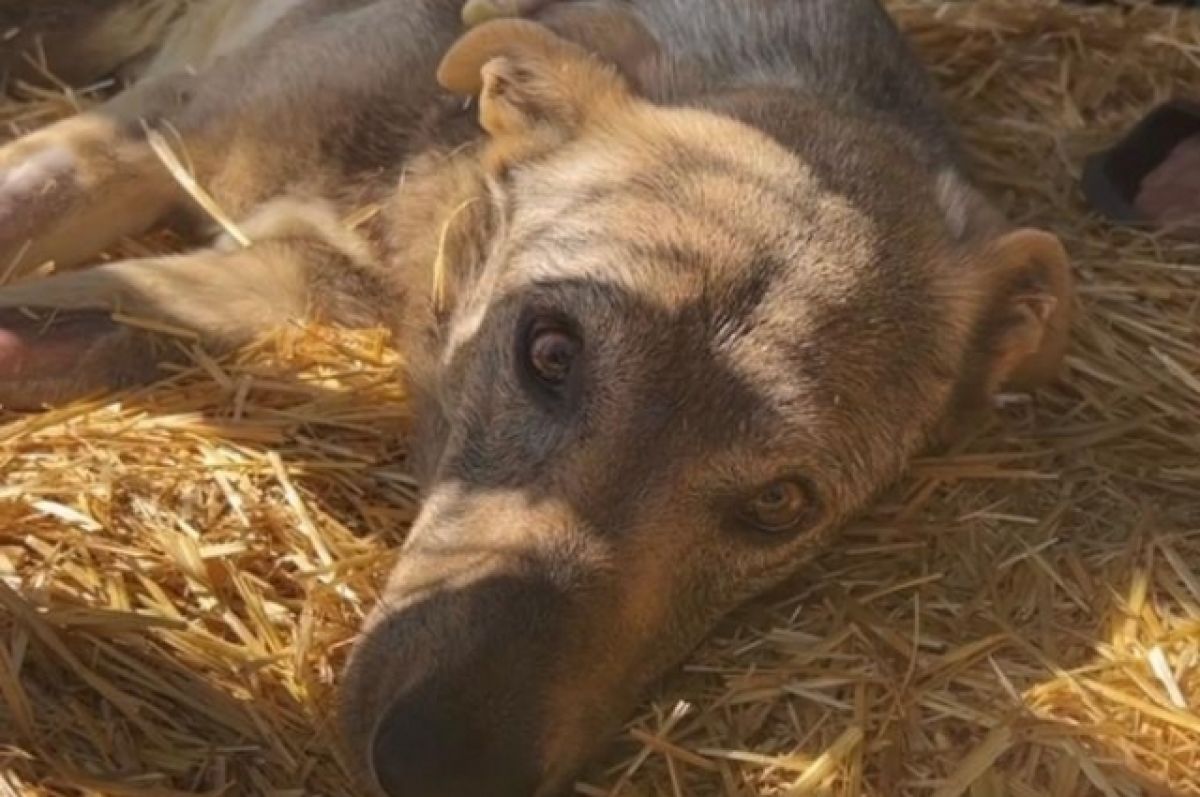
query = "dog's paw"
xmin=0 ymin=143 xmax=80 ymax=266
xmin=0 ymin=308 xmax=161 ymax=410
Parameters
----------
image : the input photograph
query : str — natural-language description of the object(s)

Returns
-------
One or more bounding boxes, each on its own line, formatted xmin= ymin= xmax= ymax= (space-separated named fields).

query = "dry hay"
xmin=2 ymin=1 xmax=1199 ymax=795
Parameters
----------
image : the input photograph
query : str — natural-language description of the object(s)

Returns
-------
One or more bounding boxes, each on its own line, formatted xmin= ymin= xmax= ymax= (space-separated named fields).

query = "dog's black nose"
xmin=359 ymin=572 xmax=570 ymax=797
xmin=371 ymin=668 xmax=542 ymax=797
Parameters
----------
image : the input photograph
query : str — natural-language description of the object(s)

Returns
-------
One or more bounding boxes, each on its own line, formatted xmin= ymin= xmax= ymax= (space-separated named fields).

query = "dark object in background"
xmin=1073 ymin=0 xmax=1200 ymax=6
xmin=1082 ymin=100 xmax=1200 ymax=236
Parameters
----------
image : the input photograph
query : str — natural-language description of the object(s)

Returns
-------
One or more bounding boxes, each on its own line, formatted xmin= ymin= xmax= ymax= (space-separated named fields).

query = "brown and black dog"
xmin=0 ymin=1 xmax=1073 ymax=794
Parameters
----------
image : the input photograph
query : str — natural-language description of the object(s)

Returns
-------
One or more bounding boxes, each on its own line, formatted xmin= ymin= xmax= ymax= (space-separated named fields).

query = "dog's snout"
xmin=345 ymin=569 xmax=573 ymax=797
xmin=371 ymin=671 xmax=541 ymax=797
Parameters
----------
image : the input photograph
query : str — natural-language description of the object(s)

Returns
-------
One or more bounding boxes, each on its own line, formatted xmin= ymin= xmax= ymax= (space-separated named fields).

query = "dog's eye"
xmin=525 ymin=319 xmax=580 ymax=388
xmin=743 ymin=480 xmax=812 ymax=533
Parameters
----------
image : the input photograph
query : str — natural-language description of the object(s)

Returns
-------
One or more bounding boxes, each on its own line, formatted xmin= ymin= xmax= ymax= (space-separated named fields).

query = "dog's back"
xmin=636 ymin=0 xmax=959 ymax=164
xmin=5 ymin=1 xmax=956 ymax=163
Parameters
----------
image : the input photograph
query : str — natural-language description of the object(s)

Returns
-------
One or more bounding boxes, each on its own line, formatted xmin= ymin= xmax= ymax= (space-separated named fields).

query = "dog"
xmin=0 ymin=1 xmax=1073 ymax=794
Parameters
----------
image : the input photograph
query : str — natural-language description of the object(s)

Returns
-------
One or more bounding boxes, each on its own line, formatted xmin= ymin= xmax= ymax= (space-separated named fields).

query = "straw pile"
xmin=1 ymin=1 xmax=1198 ymax=795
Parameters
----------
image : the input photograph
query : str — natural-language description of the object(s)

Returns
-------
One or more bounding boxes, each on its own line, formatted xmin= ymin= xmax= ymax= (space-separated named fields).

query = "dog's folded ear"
xmin=460 ymin=1 xmax=659 ymax=84
xmin=437 ymin=19 xmax=635 ymax=173
xmin=972 ymin=227 xmax=1074 ymax=396
xmin=936 ymin=172 xmax=1074 ymax=398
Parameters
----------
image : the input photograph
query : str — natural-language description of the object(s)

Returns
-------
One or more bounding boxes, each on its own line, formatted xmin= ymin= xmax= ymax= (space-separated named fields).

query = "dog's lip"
xmin=0 ymin=311 xmax=116 ymax=380
xmin=0 ymin=328 xmax=21 ymax=360
xmin=0 ymin=324 xmax=38 ymax=378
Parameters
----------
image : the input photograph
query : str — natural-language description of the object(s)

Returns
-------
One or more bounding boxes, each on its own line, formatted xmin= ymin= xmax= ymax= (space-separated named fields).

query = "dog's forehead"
xmin=503 ymin=110 xmax=949 ymax=345
xmin=505 ymin=109 xmax=886 ymax=295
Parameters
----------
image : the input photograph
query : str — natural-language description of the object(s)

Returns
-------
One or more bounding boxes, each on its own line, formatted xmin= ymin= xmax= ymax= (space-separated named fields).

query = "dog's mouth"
xmin=0 ymin=309 xmax=168 ymax=410
xmin=0 ymin=310 xmax=106 ymax=381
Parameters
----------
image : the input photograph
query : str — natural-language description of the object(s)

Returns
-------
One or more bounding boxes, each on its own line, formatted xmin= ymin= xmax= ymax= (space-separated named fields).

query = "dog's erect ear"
xmin=975 ymin=228 xmax=1074 ymax=395
xmin=437 ymin=19 xmax=633 ymax=173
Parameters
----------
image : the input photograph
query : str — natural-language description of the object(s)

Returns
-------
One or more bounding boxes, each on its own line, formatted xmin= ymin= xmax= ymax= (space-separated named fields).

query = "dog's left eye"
xmin=742 ymin=480 xmax=812 ymax=533
xmin=524 ymin=318 xmax=580 ymax=388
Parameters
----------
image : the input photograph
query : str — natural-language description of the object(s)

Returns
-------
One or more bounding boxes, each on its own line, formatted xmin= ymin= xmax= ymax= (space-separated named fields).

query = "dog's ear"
xmin=936 ymin=172 xmax=1073 ymax=397
xmin=462 ymin=0 xmax=659 ymax=87
xmin=973 ymin=227 xmax=1074 ymax=395
xmin=437 ymin=19 xmax=632 ymax=174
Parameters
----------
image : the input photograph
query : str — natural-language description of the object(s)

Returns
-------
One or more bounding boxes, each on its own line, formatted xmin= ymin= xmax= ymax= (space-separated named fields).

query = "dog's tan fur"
xmin=0 ymin=2 xmax=1073 ymax=794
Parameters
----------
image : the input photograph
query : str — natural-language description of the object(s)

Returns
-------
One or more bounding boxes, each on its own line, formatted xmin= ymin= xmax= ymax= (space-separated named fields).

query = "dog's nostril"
xmin=371 ymin=678 xmax=541 ymax=797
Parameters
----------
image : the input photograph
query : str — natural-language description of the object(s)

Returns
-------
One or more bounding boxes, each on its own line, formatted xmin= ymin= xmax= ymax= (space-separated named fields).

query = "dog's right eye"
xmin=740 ymin=479 xmax=816 ymax=534
xmin=523 ymin=317 xmax=581 ymax=390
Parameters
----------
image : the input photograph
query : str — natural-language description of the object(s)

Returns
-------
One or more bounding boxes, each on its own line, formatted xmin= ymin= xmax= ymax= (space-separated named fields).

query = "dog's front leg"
xmin=0 ymin=201 xmax=394 ymax=409
xmin=0 ymin=73 xmax=210 ymax=279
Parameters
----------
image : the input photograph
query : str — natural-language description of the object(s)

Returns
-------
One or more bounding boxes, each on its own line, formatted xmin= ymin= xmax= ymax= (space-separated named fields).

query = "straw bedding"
xmin=1 ymin=1 xmax=1199 ymax=795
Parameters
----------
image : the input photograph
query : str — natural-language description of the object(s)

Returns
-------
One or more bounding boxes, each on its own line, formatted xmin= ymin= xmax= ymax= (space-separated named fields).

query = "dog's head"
xmin=341 ymin=20 xmax=1071 ymax=797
